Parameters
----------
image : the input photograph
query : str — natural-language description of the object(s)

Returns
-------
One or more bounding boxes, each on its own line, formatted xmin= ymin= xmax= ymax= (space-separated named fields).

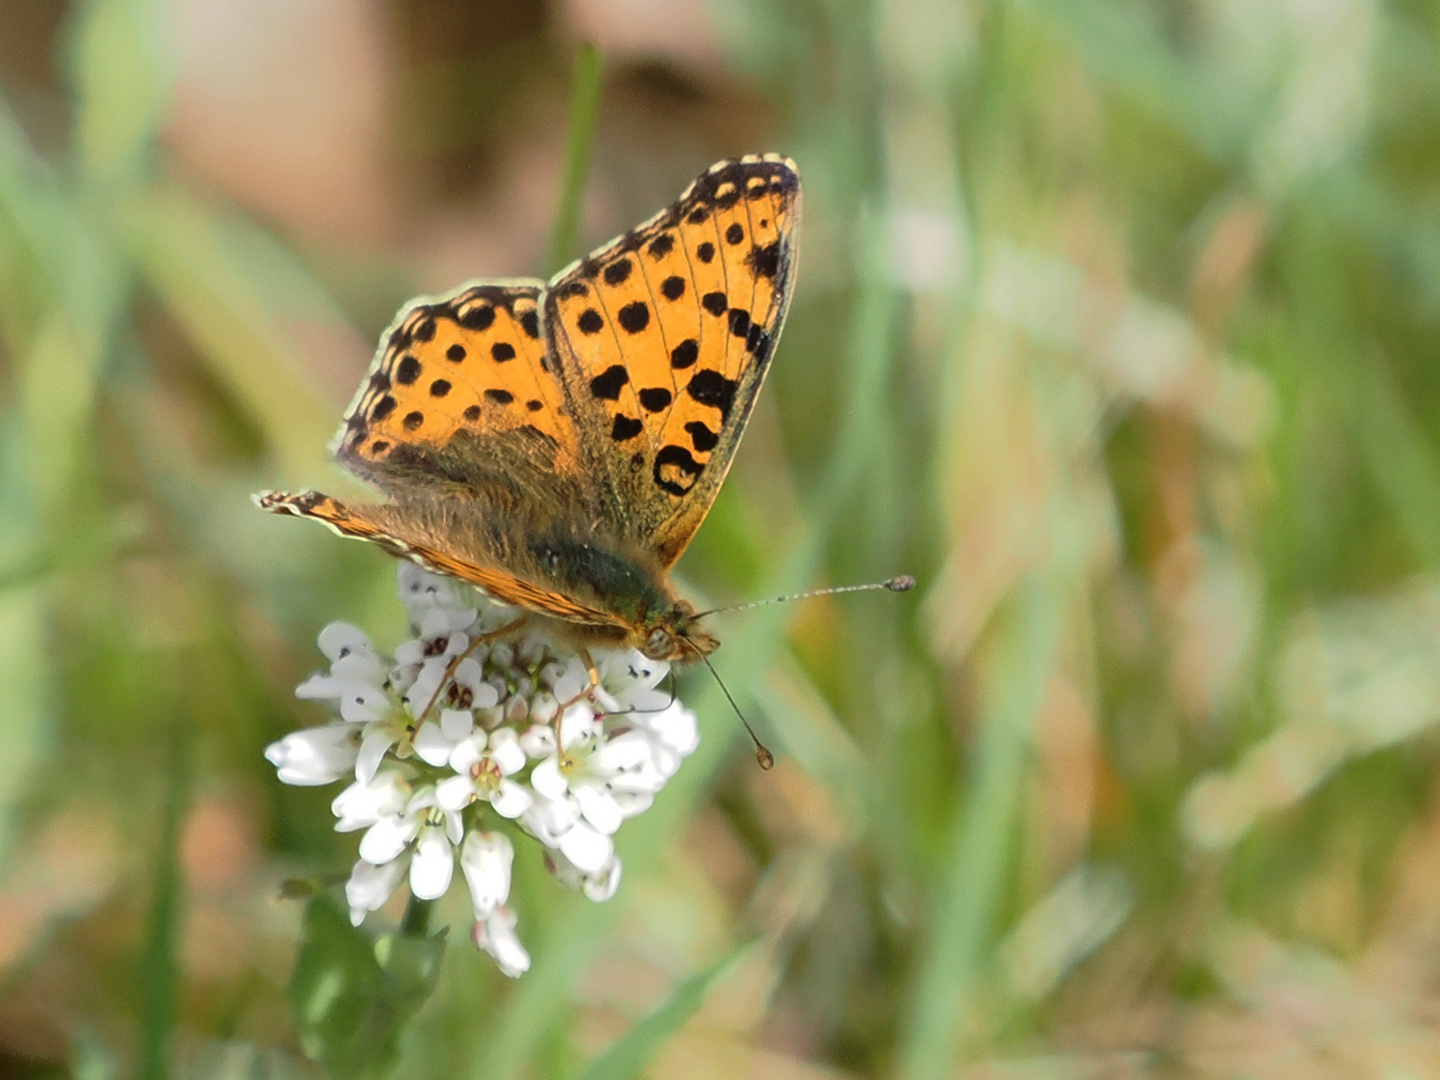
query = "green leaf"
xmin=290 ymin=895 xmax=447 ymax=1079
xmin=576 ymin=944 xmax=752 ymax=1080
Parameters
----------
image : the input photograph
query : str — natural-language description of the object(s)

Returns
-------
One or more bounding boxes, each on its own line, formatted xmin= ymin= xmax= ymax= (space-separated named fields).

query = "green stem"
xmin=543 ymin=43 xmax=604 ymax=278
xmin=400 ymin=895 xmax=434 ymax=937
xmin=136 ymin=724 xmax=189 ymax=1080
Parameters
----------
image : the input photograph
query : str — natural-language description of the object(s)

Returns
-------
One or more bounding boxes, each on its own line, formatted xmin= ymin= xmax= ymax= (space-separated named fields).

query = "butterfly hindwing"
xmin=335 ymin=282 xmax=581 ymax=494
xmin=544 ymin=155 xmax=801 ymax=568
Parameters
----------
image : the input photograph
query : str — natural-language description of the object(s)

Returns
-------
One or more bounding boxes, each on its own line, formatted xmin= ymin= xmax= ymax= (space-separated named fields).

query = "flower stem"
xmin=401 ymin=895 xmax=434 ymax=937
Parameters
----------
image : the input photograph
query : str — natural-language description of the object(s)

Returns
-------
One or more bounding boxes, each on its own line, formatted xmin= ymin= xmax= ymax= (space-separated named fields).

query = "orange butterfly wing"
xmin=334 ymin=282 xmax=580 ymax=490
xmin=544 ymin=155 xmax=801 ymax=568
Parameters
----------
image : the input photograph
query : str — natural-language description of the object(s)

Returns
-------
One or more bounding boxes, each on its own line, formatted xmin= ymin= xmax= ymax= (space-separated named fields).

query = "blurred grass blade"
xmin=575 ymin=944 xmax=752 ymax=1080
xmin=899 ymin=573 xmax=1061 ymax=1080
xmin=121 ymin=186 xmax=344 ymax=480
xmin=68 ymin=0 xmax=174 ymax=187
xmin=544 ymin=43 xmax=604 ymax=278
xmin=0 ymin=507 xmax=144 ymax=593
xmin=137 ymin=725 xmax=189 ymax=1080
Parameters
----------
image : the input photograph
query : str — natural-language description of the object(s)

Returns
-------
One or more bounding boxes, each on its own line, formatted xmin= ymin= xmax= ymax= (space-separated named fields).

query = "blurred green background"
xmin=3 ymin=0 xmax=1440 ymax=1076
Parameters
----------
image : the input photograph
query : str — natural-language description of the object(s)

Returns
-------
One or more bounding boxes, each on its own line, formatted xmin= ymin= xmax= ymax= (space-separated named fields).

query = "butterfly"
xmin=257 ymin=154 xmax=801 ymax=664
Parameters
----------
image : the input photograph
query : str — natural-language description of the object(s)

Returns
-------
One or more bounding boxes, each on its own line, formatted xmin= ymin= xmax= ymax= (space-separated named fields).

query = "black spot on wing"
xmin=396 ymin=355 xmax=421 ymax=385
xmin=725 ymin=222 xmax=744 ymax=245
xmin=647 ymin=234 xmax=674 ymax=259
xmin=638 ymin=387 xmax=672 ymax=412
xmin=578 ymin=309 xmax=604 ymax=334
xmin=403 ymin=411 xmax=424 ymax=430
xmin=670 ymin=339 xmax=698 ymax=369
xmin=687 ymin=369 xmax=737 ymax=420
xmin=702 ymin=291 xmax=728 ymax=317
xmin=463 ymin=405 xmax=481 ymax=421
xmin=617 ymin=301 xmax=650 ymax=334
xmin=590 ymin=365 xmax=628 ymax=400
xmin=603 ymin=258 xmax=633 ymax=285
xmin=611 ymin=415 xmax=644 ymax=441
xmin=520 ymin=310 xmax=540 ymax=338
xmin=661 ymin=276 xmax=686 ymax=301
xmin=414 ymin=319 xmax=436 ymax=342
xmin=429 ymin=379 xmax=451 ymax=397
xmin=372 ymin=396 xmax=397 ymax=421
xmin=485 ymin=389 xmax=514 ymax=405
xmin=492 ymin=342 xmax=515 ymax=362
xmin=459 ymin=306 xmax=494 ymax=331
xmin=746 ymin=241 xmax=781 ymax=279
xmin=685 ymin=420 xmax=718 ymax=452
xmin=653 ymin=444 xmax=703 ymax=496
xmin=696 ymin=242 xmax=715 ymax=264
xmin=728 ymin=309 xmax=750 ymax=339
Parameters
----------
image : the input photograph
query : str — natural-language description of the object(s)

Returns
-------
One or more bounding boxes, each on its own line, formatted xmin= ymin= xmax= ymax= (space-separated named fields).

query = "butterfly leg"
xmin=416 ymin=618 xmax=527 ymax=725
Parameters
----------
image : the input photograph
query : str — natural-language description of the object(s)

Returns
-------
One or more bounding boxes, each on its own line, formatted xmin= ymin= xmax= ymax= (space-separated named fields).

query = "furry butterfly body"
xmin=258 ymin=155 xmax=801 ymax=661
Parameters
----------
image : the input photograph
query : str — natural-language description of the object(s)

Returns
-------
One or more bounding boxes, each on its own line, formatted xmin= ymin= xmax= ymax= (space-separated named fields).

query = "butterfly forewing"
xmin=544 ymin=155 xmax=801 ymax=567
xmin=336 ymin=282 xmax=580 ymax=491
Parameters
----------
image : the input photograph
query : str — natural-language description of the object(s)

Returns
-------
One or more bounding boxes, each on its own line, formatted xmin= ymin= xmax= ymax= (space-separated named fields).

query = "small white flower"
xmin=474 ymin=905 xmax=530 ymax=978
xmin=410 ymin=823 xmax=455 ymax=900
xmin=345 ymin=857 xmax=407 ymax=926
xmin=593 ymin=647 xmax=671 ymax=714
xmin=437 ymin=727 xmax=532 ymax=819
xmin=265 ymin=723 xmax=360 ymax=785
xmin=547 ymin=848 xmax=623 ymax=903
xmin=460 ymin=831 xmax=513 ymax=917
xmin=331 ymin=770 xmax=411 ymax=833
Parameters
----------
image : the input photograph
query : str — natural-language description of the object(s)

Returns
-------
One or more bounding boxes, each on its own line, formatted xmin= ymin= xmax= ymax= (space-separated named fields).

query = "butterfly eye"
xmin=644 ymin=627 xmax=673 ymax=660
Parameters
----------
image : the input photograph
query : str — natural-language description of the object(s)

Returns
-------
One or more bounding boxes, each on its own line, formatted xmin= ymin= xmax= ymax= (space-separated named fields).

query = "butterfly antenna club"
xmin=692 ymin=575 xmax=915 ymax=619
xmin=683 ymin=635 xmax=774 ymax=770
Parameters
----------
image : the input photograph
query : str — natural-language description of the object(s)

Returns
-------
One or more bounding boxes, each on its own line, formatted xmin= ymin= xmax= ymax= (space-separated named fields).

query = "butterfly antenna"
xmin=692 ymin=574 xmax=915 ymax=619
xmin=683 ymin=635 xmax=774 ymax=770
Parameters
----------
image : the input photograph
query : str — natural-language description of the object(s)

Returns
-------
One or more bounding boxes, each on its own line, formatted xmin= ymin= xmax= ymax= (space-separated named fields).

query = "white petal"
xmin=521 ymin=792 xmax=578 ymax=846
xmin=295 ymin=674 xmax=344 ymax=701
xmin=474 ymin=906 xmax=530 ymax=977
xmin=644 ymin=703 xmax=700 ymax=756
xmin=519 ymin=724 xmax=556 ymax=758
xmin=419 ymin=607 xmax=456 ymax=640
xmin=529 ymin=756 xmax=568 ymax=800
xmin=266 ymin=724 xmax=359 ymax=786
xmin=331 ymin=650 xmax=385 ymax=686
xmin=393 ymin=639 xmax=426 ymax=666
xmin=404 ymin=661 xmax=446 ymax=716
xmin=529 ymin=692 xmax=559 ymax=726
xmin=340 ymin=685 xmax=391 ymax=725
xmin=488 ymin=728 xmax=527 ymax=775
xmin=332 ymin=771 xmax=410 ymax=830
xmin=443 ymin=808 xmax=465 ymax=845
xmin=359 ymin=815 xmax=416 ymax=865
xmin=490 ymin=642 xmax=515 ymax=669
xmin=448 ymin=732 xmax=487 ymax=773
xmin=460 ymin=831 xmax=513 ymax=916
xmin=594 ymin=731 xmax=653 ymax=773
xmin=345 ymin=857 xmax=406 ymax=925
xmin=318 ymin=622 xmax=374 ymax=663
xmin=435 ymin=774 xmax=476 ymax=812
xmin=559 ymin=821 xmax=614 ymax=872
xmin=413 ymin=721 xmax=455 ymax=767
xmin=440 ymin=708 xmax=476 ymax=740
xmin=575 ymin=784 xmax=623 ymax=835
xmin=409 ymin=827 xmax=454 ymax=900
xmin=613 ymin=789 xmax=654 ymax=819
xmin=489 ymin=779 xmax=533 ymax=819
xmin=547 ymin=658 xmax=588 ymax=703
xmin=583 ymin=856 xmax=622 ymax=903
xmin=559 ymin=702 xmax=598 ymax=749
xmin=355 ymin=730 xmax=394 ymax=784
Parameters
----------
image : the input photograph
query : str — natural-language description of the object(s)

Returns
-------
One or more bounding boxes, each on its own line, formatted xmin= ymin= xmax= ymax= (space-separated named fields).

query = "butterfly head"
xmin=639 ymin=600 xmax=718 ymax=662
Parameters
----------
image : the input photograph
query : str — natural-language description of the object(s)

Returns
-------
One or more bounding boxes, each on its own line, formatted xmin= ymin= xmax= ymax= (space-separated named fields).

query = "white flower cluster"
xmin=265 ymin=563 xmax=700 ymax=977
